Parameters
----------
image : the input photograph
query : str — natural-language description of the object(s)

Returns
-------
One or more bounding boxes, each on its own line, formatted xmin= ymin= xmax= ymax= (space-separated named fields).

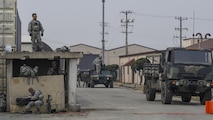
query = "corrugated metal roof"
xmin=186 ymin=39 xmax=213 ymax=49
xmin=21 ymin=35 xmax=31 ymax=43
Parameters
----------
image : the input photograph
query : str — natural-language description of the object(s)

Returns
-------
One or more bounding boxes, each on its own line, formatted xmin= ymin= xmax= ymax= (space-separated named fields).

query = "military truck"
xmin=143 ymin=47 xmax=213 ymax=105
xmin=90 ymin=69 xmax=113 ymax=88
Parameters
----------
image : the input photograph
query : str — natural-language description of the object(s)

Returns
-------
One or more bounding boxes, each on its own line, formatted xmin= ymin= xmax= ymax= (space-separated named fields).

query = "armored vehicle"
xmin=144 ymin=47 xmax=213 ymax=105
xmin=90 ymin=69 xmax=113 ymax=88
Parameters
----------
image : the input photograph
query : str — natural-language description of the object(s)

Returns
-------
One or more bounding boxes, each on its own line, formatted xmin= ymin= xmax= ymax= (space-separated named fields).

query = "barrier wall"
xmin=8 ymin=75 xmax=65 ymax=113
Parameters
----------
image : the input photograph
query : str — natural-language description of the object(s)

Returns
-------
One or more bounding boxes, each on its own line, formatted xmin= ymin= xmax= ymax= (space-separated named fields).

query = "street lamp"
xmin=205 ymin=33 xmax=211 ymax=39
xmin=195 ymin=33 xmax=202 ymax=49
xmin=195 ymin=33 xmax=211 ymax=49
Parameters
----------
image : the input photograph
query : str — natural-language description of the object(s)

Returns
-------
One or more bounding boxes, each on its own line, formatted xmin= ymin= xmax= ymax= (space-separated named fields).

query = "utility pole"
xmin=101 ymin=0 xmax=105 ymax=64
xmin=121 ymin=10 xmax=134 ymax=55
xmin=175 ymin=16 xmax=188 ymax=48
xmin=1 ymin=0 xmax=6 ymax=50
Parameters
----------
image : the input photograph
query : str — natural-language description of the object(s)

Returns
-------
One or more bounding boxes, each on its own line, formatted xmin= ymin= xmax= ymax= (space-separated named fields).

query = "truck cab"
xmin=144 ymin=47 xmax=213 ymax=104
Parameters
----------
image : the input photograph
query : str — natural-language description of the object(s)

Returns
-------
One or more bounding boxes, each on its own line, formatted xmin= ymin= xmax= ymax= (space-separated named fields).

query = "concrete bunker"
xmin=0 ymin=52 xmax=83 ymax=113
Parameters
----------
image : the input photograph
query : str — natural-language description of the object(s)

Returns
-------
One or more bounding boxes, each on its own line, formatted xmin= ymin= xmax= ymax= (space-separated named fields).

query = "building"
xmin=185 ymin=38 xmax=213 ymax=50
xmin=0 ymin=0 xmax=21 ymax=52
xmin=78 ymin=54 xmax=99 ymax=71
xmin=70 ymin=43 xmax=156 ymax=65
xmin=21 ymin=35 xmax=32 ymax=52
xmin=119 ymin=50 xmax=162 ymax=84
xmin=182 ymin=38 xmax=211 ymax=48
xmin=107 ymin=44 xmax=155 ymax=65
xmin=0 ymin=0 xmax=21 ymax=94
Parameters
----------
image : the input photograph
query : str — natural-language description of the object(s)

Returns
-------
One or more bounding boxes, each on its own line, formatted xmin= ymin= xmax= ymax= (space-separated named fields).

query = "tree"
xmin=105 ymin=64 xmax=119 ymax=81
xmin=131 ymin=58 xmax=150 ymax=85
xmin=131 ymin=58 xmax=150 ymax=72
xmin=105 ymin=64 xmax=119 ymax=72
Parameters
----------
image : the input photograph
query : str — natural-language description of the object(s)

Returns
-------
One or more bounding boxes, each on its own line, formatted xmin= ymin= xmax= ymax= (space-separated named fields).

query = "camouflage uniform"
xmin=24 ymin=90 xmax=44 ymax=113
xmin=28 ymin=19 xmax=44 ymax=52
xmin=92 ymin=57 xmax=102 ymax=74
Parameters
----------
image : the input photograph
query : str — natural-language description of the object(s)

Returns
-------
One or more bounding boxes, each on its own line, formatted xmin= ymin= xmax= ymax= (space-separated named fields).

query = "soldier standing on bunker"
xmin=28 ymin=13 xmax=44 ymax=52
xmin=23 ymin=87 xmax=44 ymax=114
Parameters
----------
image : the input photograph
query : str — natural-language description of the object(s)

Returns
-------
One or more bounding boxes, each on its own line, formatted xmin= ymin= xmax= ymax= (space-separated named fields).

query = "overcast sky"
xmin=17 ymin=0 xmax=213 ymax=50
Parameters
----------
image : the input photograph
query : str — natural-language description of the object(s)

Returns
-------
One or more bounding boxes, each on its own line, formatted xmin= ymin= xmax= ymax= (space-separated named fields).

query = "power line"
xmin=188 ymin=17 xmax=213 ymax=21
xmin=136 ymin=12 xmax=213 ymax=22
xmin=135 ymin=12 xmax=175 ymax=19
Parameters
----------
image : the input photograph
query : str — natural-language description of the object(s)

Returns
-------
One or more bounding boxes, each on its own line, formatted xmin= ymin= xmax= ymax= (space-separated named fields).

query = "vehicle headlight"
xmin=176 ymin=81 xmax=179 ymax=86
xmin=97 ymin=77 xmax=99 ymax=80
xmin=107 ymin=77 xmax=109 ymax=80
xmin=207 ymin=83 xmax=210 ymax=87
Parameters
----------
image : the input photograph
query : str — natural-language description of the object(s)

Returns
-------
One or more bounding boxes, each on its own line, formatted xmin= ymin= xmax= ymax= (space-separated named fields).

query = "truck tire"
xmin=161 ymin=82 xmax=173 ymax=104
xmin=87 ymin=83 xmax=90 ymax=88
xmin=181 ymin=95 xmax=191 ymax=102
xmin=90 ymin=80 xmax=95 ymax=88
xmin=200 ymin=88 xmax=212 ymax=105
xmin=146 ymin=81 xmax=156 ymax=101
xmin=110 ymin=81 xmax=113 ymax=88
xmin=105 ymin=84 xmax=109 ymax=88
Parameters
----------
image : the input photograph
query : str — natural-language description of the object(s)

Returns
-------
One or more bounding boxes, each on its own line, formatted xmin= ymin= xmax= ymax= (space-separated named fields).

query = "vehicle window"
xmin=101 ymin=70 xmax=111 ymax=75
xmin=174 ymin=50 xmax=212 ymax=65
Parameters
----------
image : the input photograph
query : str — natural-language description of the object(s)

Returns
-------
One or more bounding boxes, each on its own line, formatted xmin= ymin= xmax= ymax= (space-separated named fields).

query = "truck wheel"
xmin=200 ymin=88 xmax=212 ymax=105
xmin=110 ymin=81 xmax=113 ymax=88
xmin=90 ymin=80 xmax=95 ymax=88
xmin=181 ymin=95 xmax=191 ymax=102
xmin=105 ymin=84 xmax=109 ymax=88
xmin=161 ymin=82 xmax=173 ymax=104
xmin=87 ymin=82 xmax=90 ymax=88
xmin=146 ymin=81 xmax=156 ymax=101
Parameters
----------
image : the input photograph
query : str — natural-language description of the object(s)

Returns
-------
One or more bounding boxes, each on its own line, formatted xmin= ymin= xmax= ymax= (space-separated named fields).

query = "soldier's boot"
xmin=22 ymin=108 xmax=32 ymax=114
xmin=21 ymin=109 xmax=26 ymax=114
xmin=36 ymin=106 xmax=41 ymax=114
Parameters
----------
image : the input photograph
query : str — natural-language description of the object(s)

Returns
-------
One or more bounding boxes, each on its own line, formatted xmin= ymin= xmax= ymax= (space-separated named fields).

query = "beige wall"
xmin=108 ymin=45 xmax=154 ymax=65
xmin=70 ymin=44 xmax=155 ymax=65
xmin=70 ymin=44 xmax=102 ymax=55
xmin=120 ymin=52 xmax=161 ymax=84
xmin=9 ymin=75 xmax=65 ymax=113
xmin=21 ymin=43 xmax=32 ymax=52
xmin=182 ymin=38 xmax=208 ymax=47
xmin=120 ymin=55 xmax=146 ymax=84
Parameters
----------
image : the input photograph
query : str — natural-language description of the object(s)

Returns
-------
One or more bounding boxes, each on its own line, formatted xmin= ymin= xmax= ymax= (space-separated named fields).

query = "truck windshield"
xmin=101 ymin=70 xmax=111 ymax=75
xmin=174 ymin=50 xmax=212 ymax=65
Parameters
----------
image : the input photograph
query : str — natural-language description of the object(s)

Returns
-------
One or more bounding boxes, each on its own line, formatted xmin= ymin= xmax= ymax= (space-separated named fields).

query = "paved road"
xmin=0 ymin=85 xmax=212 ymax=120
xmin=77 ymin=85 xmax=212 ymax=120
